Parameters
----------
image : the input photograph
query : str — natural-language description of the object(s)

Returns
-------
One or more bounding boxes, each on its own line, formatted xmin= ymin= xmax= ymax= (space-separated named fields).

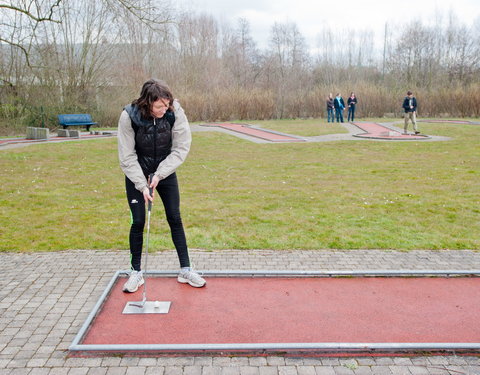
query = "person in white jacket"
xmin=118 ymin=79 xmax=205 ymax=292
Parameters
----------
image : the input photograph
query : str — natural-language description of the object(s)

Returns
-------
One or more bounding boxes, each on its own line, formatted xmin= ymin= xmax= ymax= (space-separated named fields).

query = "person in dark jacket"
xmin=347 ymin=92 xmax=358 ymax=121
xmin=333 ymin=93 xmax=345 ymax=123
xmin=402 ymin=90 xmax=420 ymax=134
xmin=326 ymin=93 xmax=335 ymax=123
xmin=118 ymin=79 xmax=206 ymax=292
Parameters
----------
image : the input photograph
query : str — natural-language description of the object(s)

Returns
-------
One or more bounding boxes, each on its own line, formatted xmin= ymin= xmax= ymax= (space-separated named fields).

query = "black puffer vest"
xmin=124 ymin=104 xmax=176 ymax=176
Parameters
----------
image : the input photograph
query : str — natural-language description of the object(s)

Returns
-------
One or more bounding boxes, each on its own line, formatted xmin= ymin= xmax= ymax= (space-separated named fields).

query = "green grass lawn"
xmin=0 ymin=120 xmax=479 ymax=252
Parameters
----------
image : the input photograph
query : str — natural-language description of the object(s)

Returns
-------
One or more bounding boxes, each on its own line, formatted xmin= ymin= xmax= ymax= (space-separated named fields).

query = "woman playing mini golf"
xmin=118 ymin=79 xmax=205 ymax=292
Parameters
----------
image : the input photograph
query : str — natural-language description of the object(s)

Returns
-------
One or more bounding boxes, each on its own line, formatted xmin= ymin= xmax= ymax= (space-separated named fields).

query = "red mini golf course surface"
xmin=201 ymin=123 xmax=304 ymax=142
xmin=352 ymin=122 xmax=429 ymax=140
xmin=81 ymin=276 xmax=480 ymax=349
xmin=0 ymin=133 xmax=113 ymax=147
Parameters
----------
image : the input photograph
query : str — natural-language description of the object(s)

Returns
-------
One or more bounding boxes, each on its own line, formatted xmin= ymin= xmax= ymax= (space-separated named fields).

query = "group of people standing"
xmin=326 ymin=92 xmax=357 ymax=123
xmin=325 ymin=90 xmax=420 ymax=135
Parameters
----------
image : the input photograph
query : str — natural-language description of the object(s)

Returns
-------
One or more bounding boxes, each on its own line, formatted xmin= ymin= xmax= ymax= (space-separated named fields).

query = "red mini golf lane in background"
xmin=201 ymin=123 xmax=304 ymax=142
xmin=0 ymin=133 xmax=112 ymax=146
xmin=352 ymin=122 xmax=429 ymax=140
xmin=82 ymin=277 xmax=480 ymax=346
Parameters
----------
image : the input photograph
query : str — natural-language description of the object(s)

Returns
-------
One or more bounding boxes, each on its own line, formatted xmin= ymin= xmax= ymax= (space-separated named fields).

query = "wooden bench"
xmin=58 ymin=114 xmax=97 ymax=131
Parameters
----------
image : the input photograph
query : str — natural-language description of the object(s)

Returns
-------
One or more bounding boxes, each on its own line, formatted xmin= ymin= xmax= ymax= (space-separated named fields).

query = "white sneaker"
xmin=123 ymin=270 xmax=144 ymax=293
xmin=178 ymin=269 xmax=206 ymax=288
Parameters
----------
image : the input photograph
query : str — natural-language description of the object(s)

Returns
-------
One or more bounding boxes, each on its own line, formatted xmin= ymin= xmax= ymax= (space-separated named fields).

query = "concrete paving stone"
xmin=426 ymin=357 xmax=450 ymax=366
xmin=35 ymin=345 xmax=56 ymax=355
xmin=119 ymin=358 xmax=141 ymax=367
xmin=230 ymin=358 xmax=252 ymax=367
xmin=463 ymin=357 xmax=480 ymax=365
xmin=158 ymin=357 xmax=194 ymax=366
xmin=78 ymin=358 xmax=103 ymax=368
xmin=424 ymin=367 xmax=451 ymax=375
xmin=29 ymin=368 xmax=50 ymax=375
xmin=220 ymin=367 xmax=241 ymax=375
xmin=410 ymin=359 xmax=429 ymax=366
xmin=239 ymin=366 xmax=260 ymax=375
xmin=6 ymin=369 xmax=32 ymax=375
xmin=9 ymin=338 xmax=30 ymax=347
xmin=7 ymin=358 xmax=29 ymax=368
xmin=370 ymin=366 xmax=392 ymax=375
xmin=332 ymin=366 xmax=355 ymax=375
xmin=137 ymin=358 xmax=157 ymax=367
xmin=443 ymin=356 xmax=468 ymax=365
xmin=285 ymin=358 xmax=307 ymax=366
xmin=64 ymin=358 xmax=93 ymax=367
xmin=201 ymin=366 xmax=222 ymax=375
xmin=87 ymin=367 xmax=107 ymax=375
xmin=296 ymin=366 xmax=316 ymax=375
xmin=258 ymin=368 xmax=278 ymax=375
xmin=248 ymin=358 xmax=267 ymax=366
xmin=266 ymin=357 xmax=286 ymax=366
xmin=144 ymin=367 xmax=165 ymax=375
xmin=194 ymin=358 xmax=213 ymax=366
xmin=465 ymin=366 xmax=480 ymax=374
xmin=183 ymin=366 xmax=203 ymax=375
xmin=45 ymin=358 xmax=67 ymax=367
xmin=299 ymin=359 xmax=322 ymax=366
xmin=352 ymin=366 xmax=374 ymax=375
xmin=372 ymin=358 xmax=394 ymax=366
xmin=15 ymin=350 xmax=37 ymax=360
xmin=391 ymin=358 xmax=413 ymax=366
xmin=101 ymin=358 xmax=122 ymax=367
xmin=0 ymin=359 xmax=10 ymax=368
xmin=26 ymin=358 xmax=48 ymax=367
xmin=104 ymin=367 xmax=127 ymax=375
xmin=388 ymin=366 xmax=411 ymax=375
xmin=212 ymin=358 xmax=233 ymax=367
xmin=320 ymin=359 xmax=340 ymax=366
xmin=48 ymin=368 xmax=70 ymax=375
xmin=281 ymin=365 xmax=305 ymax=375
xmin=407 ymin=366 xmax=430 ymax=375
xmin=67 ymin=368 xmax=90 ymax=375
xmin=124 ymin=367 xmax=146 ymax=375
xmin=338 ymin=360 xmax=358 ymax=368
xmin=162 ymin=366 xmax=183 ymax=375
xmin=355 ymin=359 xmax=376 ymax=366
xmin=0 ymin=346 xmax=22 ymax=358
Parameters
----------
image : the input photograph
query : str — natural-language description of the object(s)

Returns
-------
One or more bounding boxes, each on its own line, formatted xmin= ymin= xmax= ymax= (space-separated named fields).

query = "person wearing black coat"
xmin=403 ymin=91 xmax=420 ymax=134
xmin=347 ymin=92 xmax=358 ymax=121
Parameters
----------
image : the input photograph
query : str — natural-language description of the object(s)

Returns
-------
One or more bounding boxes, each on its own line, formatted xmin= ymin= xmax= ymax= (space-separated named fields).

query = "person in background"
xmin=326 ymin=93 xmax=335 ymax=123
xmin=347 ymin=92 xmax=358 ymax=122
xmin=334 ymin=93 xmax=345 ymax=123
xmin=402 ymin=90 xmax=420 ymax=135
xmin=117 ymin=79 xmax=206 ymax=292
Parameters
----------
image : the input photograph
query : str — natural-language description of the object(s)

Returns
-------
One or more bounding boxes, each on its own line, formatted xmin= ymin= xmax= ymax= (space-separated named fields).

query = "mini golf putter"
xmin=123 ymin=174 xmax=171 ymax=315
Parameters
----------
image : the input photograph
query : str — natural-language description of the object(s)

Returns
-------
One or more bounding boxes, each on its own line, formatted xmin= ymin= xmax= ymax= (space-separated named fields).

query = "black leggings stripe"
xmin=125 ymin=173 xmax=190 ymax=271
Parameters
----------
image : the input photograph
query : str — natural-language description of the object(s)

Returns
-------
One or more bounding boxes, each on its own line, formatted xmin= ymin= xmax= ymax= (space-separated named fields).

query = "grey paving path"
xmin=1 ymin=249 xmax=480 ymax=375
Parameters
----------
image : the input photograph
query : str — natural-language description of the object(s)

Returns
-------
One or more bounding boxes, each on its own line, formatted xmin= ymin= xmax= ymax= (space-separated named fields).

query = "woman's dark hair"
xmin=132 ymin=79 xmax=174 ymax=119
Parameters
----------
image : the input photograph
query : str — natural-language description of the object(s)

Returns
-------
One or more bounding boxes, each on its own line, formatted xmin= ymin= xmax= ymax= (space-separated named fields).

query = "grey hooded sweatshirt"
xmin=117 ymin=100 xmax=192 ymax=193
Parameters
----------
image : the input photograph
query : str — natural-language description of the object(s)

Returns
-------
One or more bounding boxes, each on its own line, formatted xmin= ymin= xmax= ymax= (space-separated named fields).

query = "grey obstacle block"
xmin=26 ymin=127 xmax=50 ymax=140
xmin=57 ymin=129 xmax=69 ymax=137
xmin=68 ymin=130 xmax=80 ymax=138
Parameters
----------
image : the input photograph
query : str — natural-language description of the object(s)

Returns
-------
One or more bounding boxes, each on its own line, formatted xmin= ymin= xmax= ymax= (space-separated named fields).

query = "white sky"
xmin=177 ymin=0 xmax=480 ymax=50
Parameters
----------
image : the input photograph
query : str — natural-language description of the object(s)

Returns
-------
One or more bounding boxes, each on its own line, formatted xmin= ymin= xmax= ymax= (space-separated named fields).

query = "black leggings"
xmin=126 ymin=173 xmax=190 ymax=271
